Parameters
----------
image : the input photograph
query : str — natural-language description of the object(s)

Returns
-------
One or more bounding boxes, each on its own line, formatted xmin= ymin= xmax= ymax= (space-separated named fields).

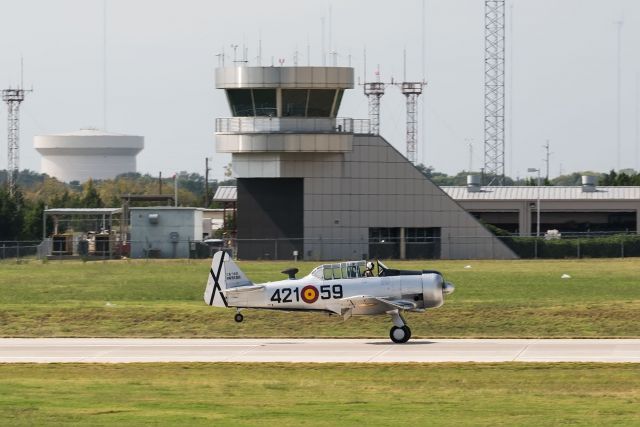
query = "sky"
xmin=0 ymin=0 xmax=639 ymax=181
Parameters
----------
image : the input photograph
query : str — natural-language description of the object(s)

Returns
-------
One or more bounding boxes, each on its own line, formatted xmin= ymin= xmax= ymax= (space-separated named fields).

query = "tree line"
xmin=1 ymin=167 xmax=638 ymax=241
xmin=0 ymin=170 xmax=235 ymax=240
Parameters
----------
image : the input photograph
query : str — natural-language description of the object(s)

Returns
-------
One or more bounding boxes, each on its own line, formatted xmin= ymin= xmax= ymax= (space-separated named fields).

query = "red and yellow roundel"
xmin=301 ymin=285 xmax=319 ymax=304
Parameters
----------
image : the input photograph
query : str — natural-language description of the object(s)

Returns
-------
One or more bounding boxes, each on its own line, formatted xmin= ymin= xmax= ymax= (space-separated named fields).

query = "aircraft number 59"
xmin=270 ymin=285 xmax=343 ymax=303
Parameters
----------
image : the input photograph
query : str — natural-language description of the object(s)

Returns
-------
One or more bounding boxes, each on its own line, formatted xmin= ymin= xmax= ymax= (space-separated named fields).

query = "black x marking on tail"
xmin=208 ymin=255 xmax=228 ymax=307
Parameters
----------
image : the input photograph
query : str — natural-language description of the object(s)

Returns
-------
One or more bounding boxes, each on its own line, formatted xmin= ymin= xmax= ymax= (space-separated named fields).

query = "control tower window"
xmin=282 ymin=89 xmax=308 ymax=117
xmin=307 ymin=89 xmax=336 ymax=117
xmin=253 ymin=89 xmax=277 ymax=117
xmin=227 ymin=89 xmax=254 ymax=116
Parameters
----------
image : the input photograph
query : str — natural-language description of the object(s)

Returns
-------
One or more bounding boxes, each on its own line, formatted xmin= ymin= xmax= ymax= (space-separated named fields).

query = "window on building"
xmin=227 ymin=89 xmax=254 ymax=116
xmin=406 ymin=227 xmax=441 ymax=242
xmin=282 ymin=89 xmax=308 ymax=117
xmin=253 ymin=89 xmax=277 ymax=117
xmin=307 ymin=89 xmax=336 ymax=117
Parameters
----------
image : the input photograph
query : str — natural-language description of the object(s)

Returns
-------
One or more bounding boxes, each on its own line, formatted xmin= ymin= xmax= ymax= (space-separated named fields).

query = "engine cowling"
xmin=421 ymin=272 xmax=454 ymax=309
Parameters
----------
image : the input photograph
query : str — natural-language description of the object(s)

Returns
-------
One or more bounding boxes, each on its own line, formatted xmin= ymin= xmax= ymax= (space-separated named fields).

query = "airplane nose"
xmin=442 ymin=281 xmax=455 ymax=295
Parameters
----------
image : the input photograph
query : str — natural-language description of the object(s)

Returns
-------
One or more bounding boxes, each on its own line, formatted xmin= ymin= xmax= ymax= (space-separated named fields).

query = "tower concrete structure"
xmin=34 ymin=129 xmax=144 ymax=183
xmin=215 ymin=66 xmax=516 ymax=260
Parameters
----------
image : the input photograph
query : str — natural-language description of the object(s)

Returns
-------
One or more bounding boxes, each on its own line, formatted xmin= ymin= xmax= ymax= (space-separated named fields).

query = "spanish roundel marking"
xmin=301 ymin=285 xmax=319 ymax=304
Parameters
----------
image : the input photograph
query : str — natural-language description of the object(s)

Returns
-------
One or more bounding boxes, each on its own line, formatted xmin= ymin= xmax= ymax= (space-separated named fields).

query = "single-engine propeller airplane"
xmin=204 ymin=251 xmax=454 ymax=343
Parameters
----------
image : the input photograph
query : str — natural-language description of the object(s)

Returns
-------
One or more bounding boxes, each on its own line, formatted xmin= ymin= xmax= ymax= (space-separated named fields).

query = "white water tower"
xmin=34 ymin=128 xmax=144 ymax=182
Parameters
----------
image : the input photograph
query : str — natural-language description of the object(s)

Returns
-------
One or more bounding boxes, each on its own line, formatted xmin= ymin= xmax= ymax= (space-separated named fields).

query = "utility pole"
xmin=204 ymin=157 xmax=211 ymax=207
xmin=615 ymin=20 xmax=623 ymax=171
xmin=543 ymin=140 xmax=550 ymax=181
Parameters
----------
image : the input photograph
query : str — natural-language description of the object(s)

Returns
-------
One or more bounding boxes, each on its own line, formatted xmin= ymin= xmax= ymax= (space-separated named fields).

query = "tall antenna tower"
xmin=3 ymin=86 xmax=29 ymax=195
xmin=483 ymin=0 xmax=506 ymax=185
xmin=363 ymin=66 xmax=385 ymax=135
xmin=400 ymin=82 xmax=425 ymax=164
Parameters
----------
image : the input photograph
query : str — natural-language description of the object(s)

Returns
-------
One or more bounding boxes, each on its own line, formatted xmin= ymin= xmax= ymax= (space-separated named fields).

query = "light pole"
xmin=527 ymin=167 xmax=541 ymax=237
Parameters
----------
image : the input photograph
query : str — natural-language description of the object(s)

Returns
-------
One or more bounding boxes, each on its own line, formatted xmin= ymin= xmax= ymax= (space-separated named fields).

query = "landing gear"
xmin=234 ymin=313 xmax=244 ymax=323
xmin=388 ymin=310 xmax=411 ymax=343
xmin=390 ymin=326 xmax=411 ymax=343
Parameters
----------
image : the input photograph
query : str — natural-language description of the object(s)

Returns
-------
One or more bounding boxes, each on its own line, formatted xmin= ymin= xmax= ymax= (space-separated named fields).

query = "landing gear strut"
xmin=388 ymin=311 xmax=411 ymax=343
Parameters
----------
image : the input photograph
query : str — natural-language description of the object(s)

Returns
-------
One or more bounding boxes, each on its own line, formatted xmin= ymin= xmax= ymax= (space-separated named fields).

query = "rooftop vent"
xmin=581 ymin=175 xmax=597 ymax=193
xmin=467 ymin=175 xmax=482 ymax=193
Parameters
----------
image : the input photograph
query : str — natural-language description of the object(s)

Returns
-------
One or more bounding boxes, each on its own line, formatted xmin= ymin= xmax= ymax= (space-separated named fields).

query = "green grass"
xmin=0 ymin=258 xmax=639 ymax=338
xmin=0 ymin=363 xmax=638 ymax=426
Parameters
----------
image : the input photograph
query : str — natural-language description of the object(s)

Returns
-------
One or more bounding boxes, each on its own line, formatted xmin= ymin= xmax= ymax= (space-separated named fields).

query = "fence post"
xmin=16 ymin=242 xmax=20 ymax=262
xmin=274 ymin=239 xmax=278 ymax=260
xmin=621 ymin=239 xmax=624 ymax=258
xmin=534 ymin=237 xmax=538 ymax=259
xmin=577 ymin=239 xmax=581 ymax=259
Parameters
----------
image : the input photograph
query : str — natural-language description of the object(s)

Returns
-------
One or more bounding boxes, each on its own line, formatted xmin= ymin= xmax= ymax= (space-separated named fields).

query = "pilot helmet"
xmin=366 ymin=261 xmax=374 ymax=270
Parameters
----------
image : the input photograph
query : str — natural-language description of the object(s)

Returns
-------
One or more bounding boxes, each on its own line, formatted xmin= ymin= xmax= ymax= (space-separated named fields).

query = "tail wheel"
xmin=389 ymin=325 xmax=411 ymax=343
xmin=234 ymin=313 xmax=244 ymax=323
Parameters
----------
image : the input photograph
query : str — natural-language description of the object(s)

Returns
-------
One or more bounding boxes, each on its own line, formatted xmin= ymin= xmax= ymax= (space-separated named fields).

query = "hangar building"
xmin=442 ymin=176 xmax=640 ymax=236
xmin=214 ymin=66 xmax=516 ymax=260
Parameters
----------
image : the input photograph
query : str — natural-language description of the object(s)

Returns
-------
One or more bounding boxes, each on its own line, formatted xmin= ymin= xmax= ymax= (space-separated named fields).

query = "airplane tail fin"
xmin=204 ymin=250 xmax=252 ymax=307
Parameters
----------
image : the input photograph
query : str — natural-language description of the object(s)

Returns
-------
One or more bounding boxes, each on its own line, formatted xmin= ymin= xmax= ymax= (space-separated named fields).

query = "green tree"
xmin=81 ymin=179 xmax=104 ymax=208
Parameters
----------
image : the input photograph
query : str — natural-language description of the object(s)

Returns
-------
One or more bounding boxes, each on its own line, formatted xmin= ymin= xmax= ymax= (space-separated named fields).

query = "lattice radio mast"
xmin=483 ymin=0 xmax=506 ymax=185
xmin=363 ymin=69 xmax=385 ymax=135
xmin=399 ymin=50 xmax=426 ymax=165
xmin=3 ymin=62 xmax=31 ymax=195
xmin=361 ymin=49 xmax=385 ymax=136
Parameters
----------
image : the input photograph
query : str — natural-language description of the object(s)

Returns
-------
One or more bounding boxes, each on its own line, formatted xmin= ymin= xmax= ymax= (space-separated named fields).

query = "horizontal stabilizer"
xmin=220 ymin=285 xmax=264 ymax=294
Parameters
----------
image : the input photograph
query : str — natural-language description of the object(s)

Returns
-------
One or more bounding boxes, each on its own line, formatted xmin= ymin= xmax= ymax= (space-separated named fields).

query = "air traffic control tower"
xmin=215 ymin=66 xmax=516 ymax=260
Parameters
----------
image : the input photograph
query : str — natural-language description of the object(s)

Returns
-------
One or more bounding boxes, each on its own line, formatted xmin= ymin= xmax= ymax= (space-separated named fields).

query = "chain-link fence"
xmin=495 ymin=233 xmax=640 ymax=259
xmin=0 ymin=241 xmax=43 ymax=261
xmin=2 ymin=233 xmax=640 ymax=262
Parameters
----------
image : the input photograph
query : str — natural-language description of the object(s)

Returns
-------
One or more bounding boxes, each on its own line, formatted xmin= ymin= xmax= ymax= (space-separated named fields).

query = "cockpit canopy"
xmin=310 ymin=261 xmax=367 ymax=280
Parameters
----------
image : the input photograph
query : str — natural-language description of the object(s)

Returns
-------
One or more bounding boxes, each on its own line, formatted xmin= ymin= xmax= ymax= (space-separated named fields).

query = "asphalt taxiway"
xmin=0 ymin=338 xmax=638 ymax=363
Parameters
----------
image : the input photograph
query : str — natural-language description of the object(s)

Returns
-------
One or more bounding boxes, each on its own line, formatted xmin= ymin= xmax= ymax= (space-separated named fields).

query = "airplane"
xmin=204 ymin=250 xmax=455 ymax=343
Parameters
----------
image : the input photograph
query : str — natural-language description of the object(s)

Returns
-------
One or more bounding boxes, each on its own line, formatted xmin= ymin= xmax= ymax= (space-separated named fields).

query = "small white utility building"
xmin=34 ymin=128 xmax=144 ymax=182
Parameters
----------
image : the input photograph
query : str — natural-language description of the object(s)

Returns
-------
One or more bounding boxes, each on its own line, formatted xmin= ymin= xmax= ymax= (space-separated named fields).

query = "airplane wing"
xmin=328 ymin=295 xmax=418 ymax=319
xmin=220 ymin=284 xmax=265 ymax=294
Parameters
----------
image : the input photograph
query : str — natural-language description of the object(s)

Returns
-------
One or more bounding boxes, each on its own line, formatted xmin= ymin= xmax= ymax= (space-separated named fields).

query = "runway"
xmin=1 ymin=338 xmax=639 ymax=363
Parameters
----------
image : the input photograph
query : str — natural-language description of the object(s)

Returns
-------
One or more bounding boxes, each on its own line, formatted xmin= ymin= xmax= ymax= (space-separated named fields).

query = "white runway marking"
xmin=0 ymin=338 xmax=638 ymax=363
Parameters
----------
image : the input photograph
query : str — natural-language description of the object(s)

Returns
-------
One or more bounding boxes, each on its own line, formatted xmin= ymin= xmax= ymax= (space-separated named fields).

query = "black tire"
xmin=402 ymin=325 xmax=412 ymax=342
xmin=390 ymin=326 xmax=409 ymax=343
xmin=234 ymin=313 xmax=244 ymax=323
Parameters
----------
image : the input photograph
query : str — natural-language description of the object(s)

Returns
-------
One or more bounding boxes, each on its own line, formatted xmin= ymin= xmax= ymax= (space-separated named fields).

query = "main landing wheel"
xmin=389 ymin=325 xmax=411 ymax=344
xmin=234 ymin=313 xmax=244 ymax=323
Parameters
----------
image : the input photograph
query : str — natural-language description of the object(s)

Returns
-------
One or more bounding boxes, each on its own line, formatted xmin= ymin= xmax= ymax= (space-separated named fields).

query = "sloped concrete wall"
xmin=233 ymin=135 xmax=517 ymax=260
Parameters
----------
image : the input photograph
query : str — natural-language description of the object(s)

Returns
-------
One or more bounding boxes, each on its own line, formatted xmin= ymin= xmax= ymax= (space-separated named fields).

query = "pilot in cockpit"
xmin=364 ymin=261 xmax=375 ymax=277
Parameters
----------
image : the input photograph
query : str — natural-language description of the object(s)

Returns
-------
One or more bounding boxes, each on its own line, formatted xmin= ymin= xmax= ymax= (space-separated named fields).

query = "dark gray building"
xmin=214 ymin=66 xmax=515 ymax=260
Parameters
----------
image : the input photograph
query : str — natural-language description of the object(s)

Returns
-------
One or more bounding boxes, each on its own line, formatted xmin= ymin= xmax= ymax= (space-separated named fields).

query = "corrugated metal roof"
xmin=441 ymin=186 xmax=640 ymax=201
xmin=213 ymin=186 xmax=237 ymax=202
xmin=45 ymin=208 xmax=123 ymax=215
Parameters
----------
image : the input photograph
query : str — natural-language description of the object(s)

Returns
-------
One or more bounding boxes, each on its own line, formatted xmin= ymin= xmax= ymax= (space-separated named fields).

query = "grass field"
xmin=0 ymin=363 xmax=637 ymax=426
xmin=0 ymin=258 xmax=639 ymax=338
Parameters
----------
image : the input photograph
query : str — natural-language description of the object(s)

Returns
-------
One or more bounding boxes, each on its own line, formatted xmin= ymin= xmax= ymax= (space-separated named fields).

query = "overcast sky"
xmin=0 ymin=0 xmax=639 ymax=181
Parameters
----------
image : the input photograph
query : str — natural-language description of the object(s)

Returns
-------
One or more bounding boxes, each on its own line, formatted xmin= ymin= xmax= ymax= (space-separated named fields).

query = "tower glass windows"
xmin=282 ymin=90 xmax=308 ymax=117
xmin=307 ymin=89 xmax=336 ymax=117
xmin=253 ymin=89 xmax=277 ymax=117
xmin=227 ymin=89 xmax=254 ymax=116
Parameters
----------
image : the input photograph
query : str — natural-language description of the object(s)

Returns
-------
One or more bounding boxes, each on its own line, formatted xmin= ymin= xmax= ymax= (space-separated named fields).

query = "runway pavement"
xmin=1 ymin=338 xmax=639 ymax=363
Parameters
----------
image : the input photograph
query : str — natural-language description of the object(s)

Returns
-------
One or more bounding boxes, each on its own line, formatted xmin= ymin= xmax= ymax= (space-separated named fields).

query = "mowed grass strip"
xmin=0 ymin=363 xmax=638 ymax=426
xmin=0 ymin=258 xmax=639 ymax=337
